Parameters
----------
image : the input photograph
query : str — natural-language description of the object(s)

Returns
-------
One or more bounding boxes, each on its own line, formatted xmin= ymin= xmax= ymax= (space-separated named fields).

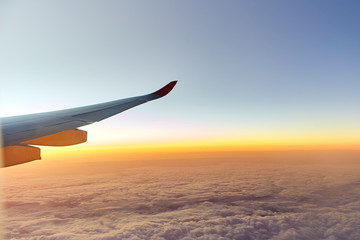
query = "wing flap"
xmin=22 ymin=129 xmax=87 ymax=146
xmin=2 ymin=145 xmax=41 ymax=167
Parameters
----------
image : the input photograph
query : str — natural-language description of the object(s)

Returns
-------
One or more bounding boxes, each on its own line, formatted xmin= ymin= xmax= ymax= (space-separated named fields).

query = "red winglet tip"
xmin=152 ymin=81 xmax=177 ymax=97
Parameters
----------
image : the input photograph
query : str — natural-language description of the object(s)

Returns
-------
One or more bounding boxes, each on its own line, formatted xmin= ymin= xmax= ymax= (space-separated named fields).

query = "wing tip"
xmin=152 ymin=81 xmax=178 ymax=97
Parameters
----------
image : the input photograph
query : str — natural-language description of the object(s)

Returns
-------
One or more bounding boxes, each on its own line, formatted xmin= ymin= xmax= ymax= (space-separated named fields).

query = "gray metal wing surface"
xmin=1 ymin=81 xmax=177 ymax=167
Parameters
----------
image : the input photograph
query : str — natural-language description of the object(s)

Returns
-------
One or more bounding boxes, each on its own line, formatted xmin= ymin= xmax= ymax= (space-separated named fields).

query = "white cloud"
xmin=3 ymin=155 xmax=360 ymax=239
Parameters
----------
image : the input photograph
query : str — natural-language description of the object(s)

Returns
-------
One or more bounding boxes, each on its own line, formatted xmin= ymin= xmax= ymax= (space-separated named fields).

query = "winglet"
xmin=152 ymin=81 xmax=178 ymax=97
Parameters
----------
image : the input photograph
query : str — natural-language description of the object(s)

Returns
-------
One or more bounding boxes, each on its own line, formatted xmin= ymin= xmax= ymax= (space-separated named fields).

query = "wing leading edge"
xmin=1 ymin=81 xmax=177 ymax=167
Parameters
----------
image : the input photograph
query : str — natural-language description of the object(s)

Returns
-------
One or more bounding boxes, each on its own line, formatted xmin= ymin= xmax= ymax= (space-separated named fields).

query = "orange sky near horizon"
xmin=3 ymin=136 xmax=360 ymax=181
xmin=4 ymin=143 xmax=359 ymax=179
xmin=39 ymin=138 xmax=360 ymax=164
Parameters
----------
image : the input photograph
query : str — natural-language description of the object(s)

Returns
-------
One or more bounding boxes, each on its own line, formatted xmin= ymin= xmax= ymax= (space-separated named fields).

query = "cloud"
xmin=3 ymin=154 xmax=360 ymax=239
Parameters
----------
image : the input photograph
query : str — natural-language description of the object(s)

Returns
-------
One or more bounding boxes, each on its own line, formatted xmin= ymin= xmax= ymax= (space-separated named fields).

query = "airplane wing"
xmin=1 ymin=81 xmax=177 ymax=167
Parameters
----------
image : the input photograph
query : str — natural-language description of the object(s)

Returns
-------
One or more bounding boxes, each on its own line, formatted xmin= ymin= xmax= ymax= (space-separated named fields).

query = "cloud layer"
xmin=3 ymin=152 xmax=360 ymax=239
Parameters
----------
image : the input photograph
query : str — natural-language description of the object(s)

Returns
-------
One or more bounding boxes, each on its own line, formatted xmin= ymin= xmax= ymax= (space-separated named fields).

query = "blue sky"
xmin=1 ymin=1 xmax=360 ymax=146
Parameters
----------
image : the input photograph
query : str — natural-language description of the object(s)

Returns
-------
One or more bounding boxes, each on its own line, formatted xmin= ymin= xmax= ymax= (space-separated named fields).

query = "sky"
xmin=1 ymin=0 xmax=360 ymax=150
xmin=1 ymin=2 xmax=360 ymax=240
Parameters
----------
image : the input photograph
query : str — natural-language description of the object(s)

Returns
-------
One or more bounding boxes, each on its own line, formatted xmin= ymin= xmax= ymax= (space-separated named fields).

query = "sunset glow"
xmin=1 ymin=1 xmax=360 ymax=239
xmin=40 ymin=138 xmax=360 ymax=164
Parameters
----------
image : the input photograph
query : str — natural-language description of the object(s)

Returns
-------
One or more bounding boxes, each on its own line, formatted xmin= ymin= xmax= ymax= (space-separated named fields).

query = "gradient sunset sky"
xmin=1 ymin=0 xmax=360 ymax=152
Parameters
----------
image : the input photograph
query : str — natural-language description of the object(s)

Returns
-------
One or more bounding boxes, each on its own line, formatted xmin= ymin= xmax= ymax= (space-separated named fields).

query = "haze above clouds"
xmin=3 ymin=151 xmax=360 ymax=240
